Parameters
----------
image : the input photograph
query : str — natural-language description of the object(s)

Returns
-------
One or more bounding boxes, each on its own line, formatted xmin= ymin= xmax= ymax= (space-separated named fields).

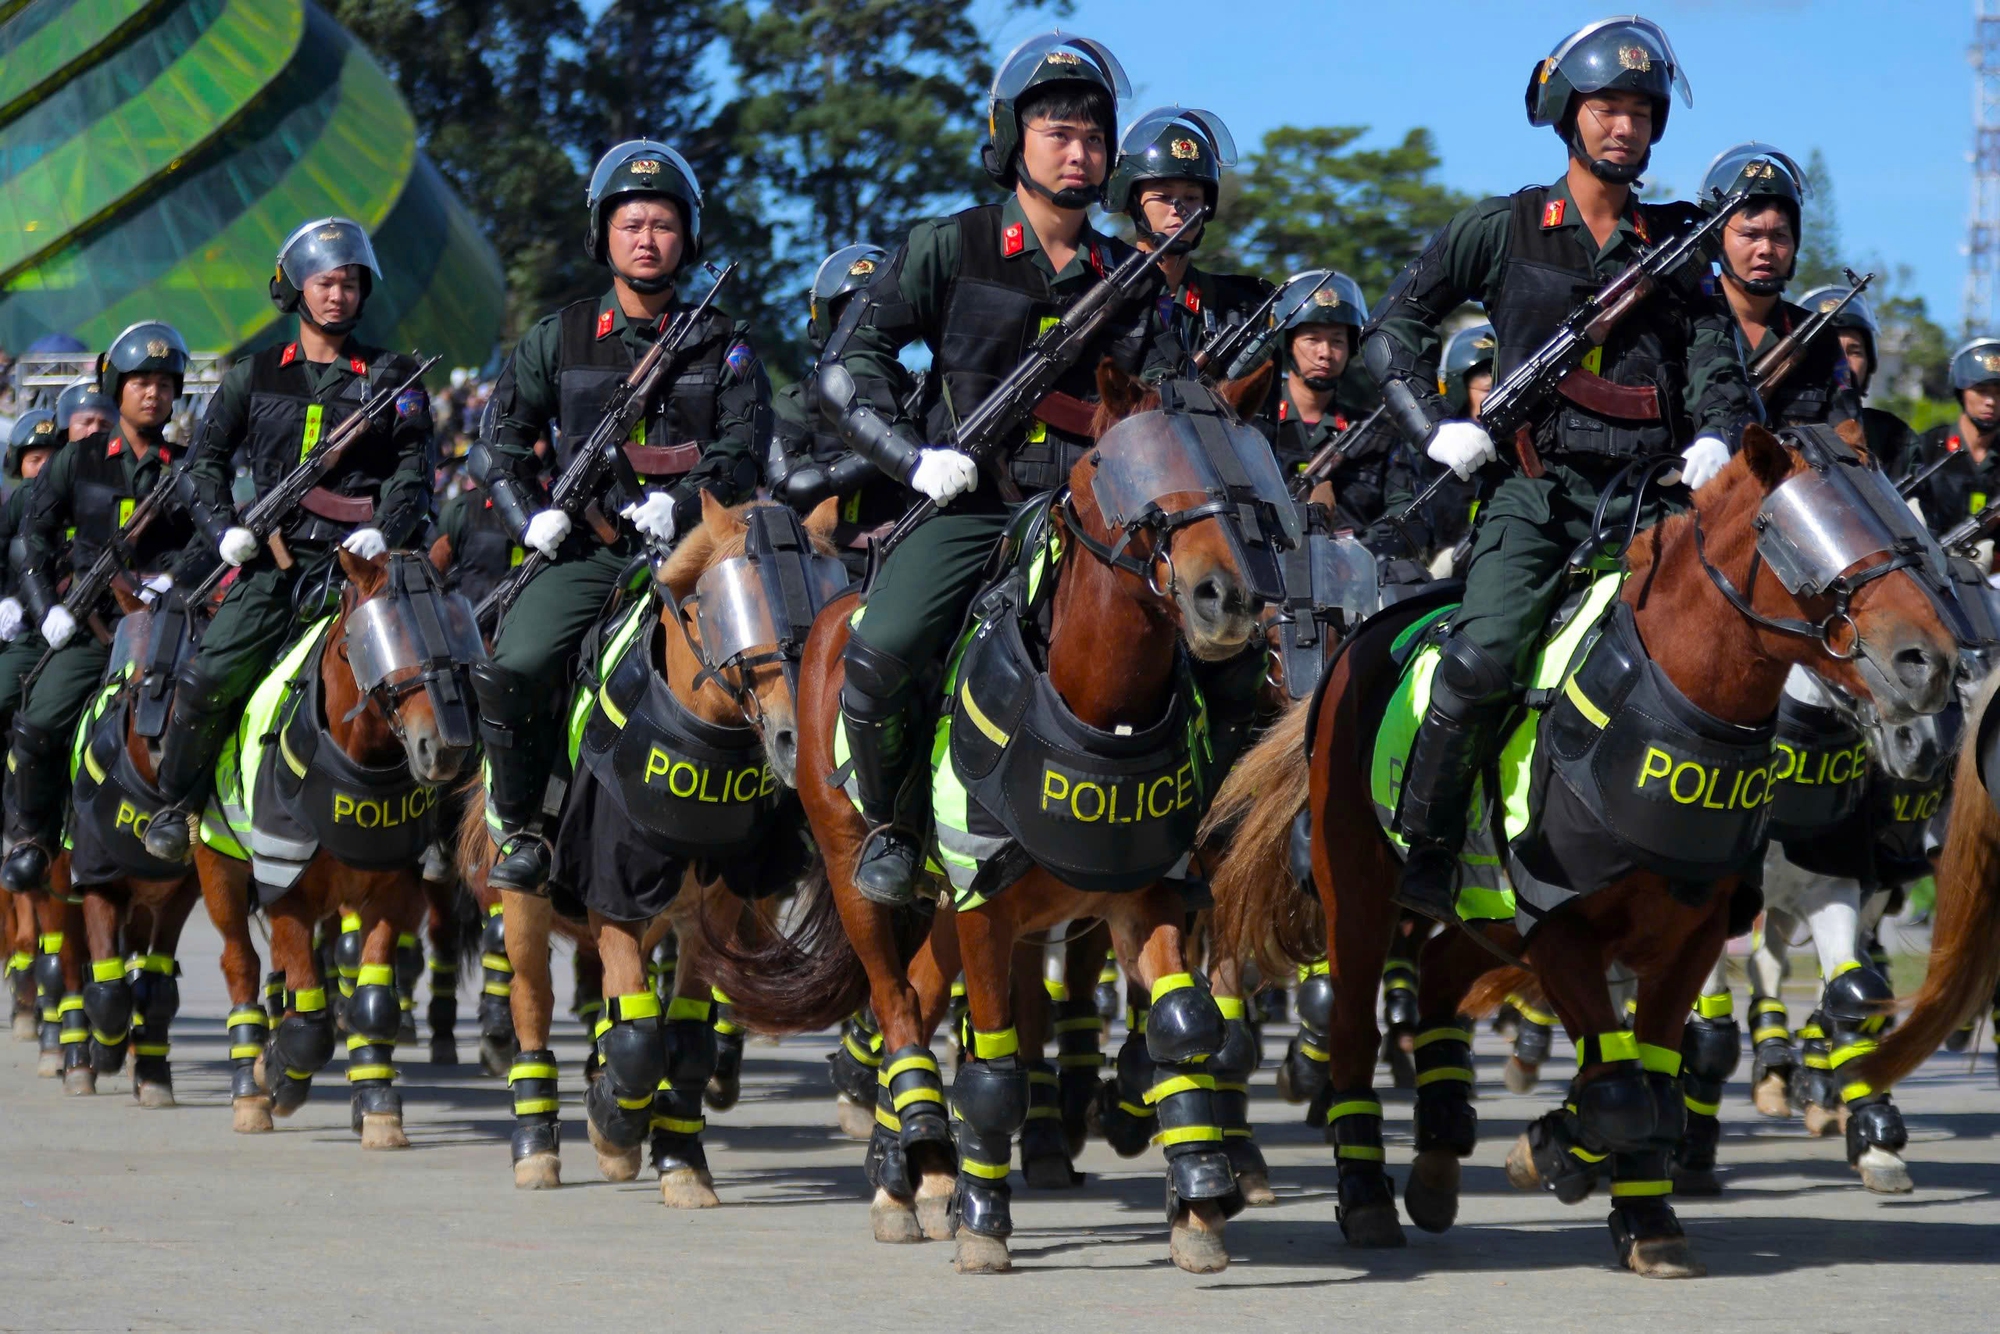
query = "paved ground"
xmin=3 ymin=916 xmax=1998 ymax=1333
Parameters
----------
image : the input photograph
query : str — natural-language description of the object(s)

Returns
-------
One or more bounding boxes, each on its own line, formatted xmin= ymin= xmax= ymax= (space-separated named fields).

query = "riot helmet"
xmin=6 ymin=409 xmax=58 ymax=477
xmin=98 ymin=321 xmax=190 ymax=401
xmin=1107 ymin=106 xmax=1237 ymax=252
xmin=1700 ymin=143 xmax=1810 ymax=295
xmin=53 ymin=378 xmax=114 ymax=433
xmin=1949 ymin=337 xmax=2000 ymax=396
xmin=586 ymin=140 xmax=705 ymax=293
xmin=1439 ymin=322 xmax=1498 ymax=416
xmin=270 ymin=217 xmax=380 ymax=334
xmin=980 ymin=30 xmax=1130 ymax=208
xmin=809 ymin=244 xmax=888 ymax=342
xmin=1526 ymin=17 xmax=1691 ymax=183
xmin=1273 ymin=269 xmax=1367 ymax=388
xmin=1796 ymin=283 xmax=1879 ymax=382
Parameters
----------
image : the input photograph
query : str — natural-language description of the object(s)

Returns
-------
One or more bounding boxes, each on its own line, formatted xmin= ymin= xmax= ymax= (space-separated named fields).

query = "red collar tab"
xmin=1631 ymin=207 xmax=1651 ymax=244
xmin=595 ymin=308 xmax=616 ymax=340
xmin=1181 ymin=285 xmax=1202 ymax=314
xmin=106 ymin=437 xmax=122 ymax=457
xmin=1088 ymin=243 xmax=1108 ymax=278
xmin=279 ymin=342 xmax=299 ymax=368
xmin=1332 ymin=412 xmax=1349 ymax=432
xmin=1277 ymin=400 xmax=1290 ymax=423
xmin=1541 ymin=198 xmax=1567 ymax=230
xmin=1949 ymin=433 xmax=1964 ymax=453
xmin=348 ymin=354 xmax=367 ymax=376
xmin=1002 ymin=222 xmax=1026 ymax=258
xmin=158 ymin=448 xmax=170 ymax=464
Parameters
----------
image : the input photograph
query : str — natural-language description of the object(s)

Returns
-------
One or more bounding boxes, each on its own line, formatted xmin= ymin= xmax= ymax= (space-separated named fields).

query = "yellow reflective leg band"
xmin=893 ymin=1086 xmax=944 ymax=1111
xmin=874 ymin=1107 xmax=902 ymax=1132
xmin=1695 ymin=992 xmax=1733 ymax=1020
xmin=39 ymin=932 xmax=64 ymax=952
xmin=846 ymin=1032 xmax=883 ymax=1065
xmin=1841 ymin=1080 xmax=1876 ymax=1103
xmin=611 ymin=991 xmax=662 ymax=1021
xmin=134 ymin=1043 xmax=169 ymax=1057
xmin=1684 ymin=1095 xmax=1721 ymax=1116
xmin=1580 ymin=1030 xmax=1639 ymax=1066
xmin=1517 ymin=1001 xmax=1558 ymax=1026
xmin=395 ymin=932 xmax=417 ymax=950
xmin=1042 ymin=977 xmax=1068 ymax=1003
xmin=665 ymin=996 xmax=712 ymax=1022
xmin=1830 ymin=1041 xmax=1878 ymax=1068
xmin=509 ymin=1061 xmax=558 ymax=1083
xmin=1414 ymin=1067 xmax=1473 ymax=1087
xmin=1638 ymin=1043 xmax=1682 ymax=1077
xmin=1149 ymin=972 xmax=1196 ymax=1004
xmin=1412 ymin=1026 xmax=1469 ymax=1049
xmin=293 ymin=988 xmax=327 ymax=1013
xmin=357 ymin=964 xmax=394 ymax=988
xmin=1336 ymin=1145 xmax=1385 ymax=1161
xmin=1144 ymin=1073 xmax=1216 ymax=1104
xmin=961 ymin=1157 xmax=1010 ymax=1180
xmin=1153 ymin=1124 xmax=1224 ymax=1147
xmin=1215 ymin=995 xmax=1246 ymax=1020
xmin=1297 ymin=1041 xmax=1328 ymax=1062
xmin=971 ymin=1027 xmax=1019 ymax=1060
xmin=1325 ymin=1099 xmax=1384 ymax=1123
xmin=1610 ymin=1179 xmax=1672 ymax=1198
xmin=346 ymin=1065 xmax=396 ymax=1082
xmin=650 ymin=1115 xmax=705 ymax=1135
xmin=339 ymin=913 xmax=361 ymax=934
xmin=90 ymin=958 xmax=124 ymax=983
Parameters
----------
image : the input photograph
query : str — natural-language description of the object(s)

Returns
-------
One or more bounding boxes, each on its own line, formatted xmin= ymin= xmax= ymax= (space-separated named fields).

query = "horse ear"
xmin=1835 ymin=416 xmax=1870 ymax=465
xmin=803 ymin=496 xmax=839 ymax=543
xmin=1218 ymin=361 xmax=1275 ymax=419
xmin=699 ymin=489 xmax=737 ymax=537
xmin=1092 ymin=357 xmax=1147 ymax=434
xmin=427 ymin=533 xmax=454 ymax=574
xmin=338 ymin=547 xmax=388 ymax=597
xmin=1739 ymin=423 xmax=1792 ymax=492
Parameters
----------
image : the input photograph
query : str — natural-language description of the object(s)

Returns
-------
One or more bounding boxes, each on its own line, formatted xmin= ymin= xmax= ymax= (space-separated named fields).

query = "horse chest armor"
xmin=1766 ymin=694 xmax=1869 ymax=839
xmin=262 ymin=688 xmax=439 ymax=871
xmin=69 ymin=697 xmax=187 ymax=886
xmin=554 ymin=301 xmax=725 ymax=477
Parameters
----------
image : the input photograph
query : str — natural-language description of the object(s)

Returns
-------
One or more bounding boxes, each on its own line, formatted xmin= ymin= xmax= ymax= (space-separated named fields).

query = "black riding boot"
xmin=840 ymin=637 xmax=922 ymax=907
xmin=471 ymin=662 xmax=555 ymax=893
xmin=142 ymin=665 xmax=235 ymax=862
xmin=2 ymin=718 xmax=66 ymax=892
xmin=1393 ymin=636 xmax=1512 ymax=923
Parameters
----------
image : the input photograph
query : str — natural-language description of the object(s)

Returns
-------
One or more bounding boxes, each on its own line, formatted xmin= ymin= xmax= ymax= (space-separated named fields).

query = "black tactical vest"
xmin=553 ymin=298 xmax=731 ymax=476
xmin=67 ymin=435 xmax=187 ymax=580
xmin=242 ymin=342 xmax=405 ymax=541
xmin=1754 ymin=300 xmax=1844 ymax=428
xmin=930 ymin=205 xmax=1153 ymax=492
xmin=1492 ymin=187 xmax=1687 ymax=459
xmin=452 ymin=487 xmax=522 ymax=609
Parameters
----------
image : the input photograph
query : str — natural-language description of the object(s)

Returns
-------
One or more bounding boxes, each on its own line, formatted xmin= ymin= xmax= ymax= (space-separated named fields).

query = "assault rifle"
xmin=1750 ymin=268 xmax=1874 ymax=395
xmin=1938 ymin=499 xmax=2000 ymax=555
xmin=476 ymin=262 xmax=738 ymax=627
xmin=861 ymin=209 xmax=1207 ymax=561
xmin=1291 ymin=403 xmax=1387 ymax=499
xmin=186 ymin=352 xmax=441 ymax=604
xmin=1191 ymin=281 xmax=1286 ymax=381
xmin=1397 ymin=184 xmax=1750 ymax=523
xmin=22 ymin=465 xmax=182 ymax=686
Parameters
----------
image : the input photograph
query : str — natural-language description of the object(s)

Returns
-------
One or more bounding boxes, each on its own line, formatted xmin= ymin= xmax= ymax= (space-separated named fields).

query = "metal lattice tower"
xmin=1968 ymin=0 xmax=2000 ymax=333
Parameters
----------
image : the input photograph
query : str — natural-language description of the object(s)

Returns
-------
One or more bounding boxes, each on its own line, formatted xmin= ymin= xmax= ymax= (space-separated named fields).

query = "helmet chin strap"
xmin=614 ymin=262 xmax=675 ymax=296
xmin=303 ymin=310 xmax=361 ymax=338
xmin=1298 ymin=372 xmax=1340 ymax=392
xmin=1132 ymin=213 xmax=1203 ymax=255
xmin=1721 ymin=256 xmax=1789 ymax=297
xmin=1018 ymin=159 xmax=1101 ymax=211
xmin=1564 ymin=124 xmax=1649 ymax=185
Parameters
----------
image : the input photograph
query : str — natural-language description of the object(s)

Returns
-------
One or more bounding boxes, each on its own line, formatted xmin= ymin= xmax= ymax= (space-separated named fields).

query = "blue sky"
xmin=981 ymin=1 xmax=1976 ymax=326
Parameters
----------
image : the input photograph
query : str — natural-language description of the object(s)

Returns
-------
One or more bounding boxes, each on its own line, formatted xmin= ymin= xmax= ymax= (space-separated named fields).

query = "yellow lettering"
xmin=1042 ymin=768 xmax=1070 ymax=812
xmin=1770 ymin=743 xmax=1797 ymax=783
xmin=1637 ymin=748 xmax=1674 ymax=790
xmin=115 ymin=801 xmax=136 ymax=830
xmin=668 ymin=762 xmax=699 ymax=799
xmin=1070 ymin=781 xmax=1105 ymax=823
xmin=645 ymin=748 xmax=671 ymax=783
xmin=697 ymin=763 xmax=721 ymax=803
xmin=1176 ymin=760 xmax=1193 ymax=810
xmin=1147 ymin=775 xmax=1175 ymax=820
xmin=333 ymin=794 xmax=355 ymax=823
xmin=356 ymin=799 xmax=381 ymax=829
xmin=1827 ymin=748 xmax=1852 ymax=786
xmin=1668 ymin=761 xmax=1706 ymax=805
xmin=1740 ymin=764 xmax=1767 ymax=810
xmin=1701 ymin=765 xmax=1727 ymax=810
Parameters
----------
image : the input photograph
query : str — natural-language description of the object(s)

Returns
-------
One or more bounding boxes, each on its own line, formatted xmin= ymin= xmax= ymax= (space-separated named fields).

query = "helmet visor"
xmin=811 ymin=244 xmax=888 ymax=304
xmin=992 ymin=30 xmax=1132 ymax=103
xmin=1117 ymin=106 xmax=1238 ymax=167
xmin=588 ymin=141 xmax=705 ymax=208
xmin=1545 ymin=16 xmax=1692 ymax=107
xmin=692 ymin=553 xmax=849 ymax=671
xmin=1701 ymin=142 xmax=1809 ymax=206
xmin=277 ymin=218 xmax=381 ymax=288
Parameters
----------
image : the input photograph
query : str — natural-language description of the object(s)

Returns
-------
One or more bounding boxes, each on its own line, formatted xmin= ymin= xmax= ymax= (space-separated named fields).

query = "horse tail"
xmin=698 ymin=863 xmax=911 ymax=1036
xmin=1204 ymin=693 xmax=1320 ymax=977
xmin=1848 ymin=676 xmax=2000 ymax=1094
xmin=1462 ymin=968 xmax=1535 ymax=1019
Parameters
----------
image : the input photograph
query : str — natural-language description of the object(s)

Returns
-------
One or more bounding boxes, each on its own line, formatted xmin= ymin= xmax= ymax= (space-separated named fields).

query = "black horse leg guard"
xmin=1282 ymin=960 xmax=1333 ymax=1109
xmin=332 ymin=913 xmax=362 ymax=1020
xmin=1572 ymin=1032 xmax=1671 ymax=1152
xmin=508 ymin=1048 xmax=561 ymax=1164
xmin=262 ymin=970 xmax=285 ymax=1026
xmin=1016 ymin=1057 xmax=1073 ymax=1182
xmin=879 ymin=1042 xmax=950 ymax=1198
xmin=426 ymin=950 xmax=459 ymax=1064
xmin=584 ymin=992 xmax=665 ymax=1151
xmin=829 ymin=1008 xmax=884 ymax=1104
xmin=1675 ymin=998 xmax=1737 ymax=1190
xmin=271 ymin=986 xmax=336 ymax=1115
xmin=1093 ymin=951 xmax=1119 ymax=1022
xmin=650 ymin=997 xmax=719 ymax=1179
xmin=1053 ymin=995 xmax=1105 ymax=1150
xmin=706 ymin=986 xmax=744 ymax=1112
xmin=226 ymin=1002 xmax=270 ymax=1101
xmin=58 ymin=990 xmax=88 ymax=1075
xmin=1512 ymin=994 xmax=1556 ymax=1067
xmin=1607 ymin=1149 xmax=1683 ymax=1267
xmin=128 ymin=953 xmax=180 ymax=1091
xmin=1147 ymin=976 xmax=1236 ymax=1218
xmin=1411 ymin=1020 xmax=1477 ymax=1157
xmin=82 ymin=957 xmax=134 ymax=1075
xmin=346 ymin=969 xmax=404 ymax=1128
xmin=1381 ymin=952 xmax=1419 ymax=1037
xmin=1210 ymin=999 xmax=1267 ymax=1184
xmin=1518 ymin=1102 xmax=1607 ymax=1204
xmin=1791 ymin=1011 xmax=1838 ymax=1112
xmin=1325 ymin=1088 xmax=1397 ymax=1234
xmin=33 ymin=935 xmax=63 ymax=1056
xmin=951 ymin=1041 xmax=1028 ymax=1239
xmin=393 ymin=931 xmax=422 ymax=1044
xmin=7 ymin=946 xmax=31 ymax=1020
xmin=1097 ymin=1017 xmax=1158 ymax=1158
xmin=476 ymin=905 xmax=515 ymax=1048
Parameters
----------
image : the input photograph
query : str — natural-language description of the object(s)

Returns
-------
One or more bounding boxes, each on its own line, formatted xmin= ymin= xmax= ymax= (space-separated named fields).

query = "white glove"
xmin=907 ymin=449 xmax=979 ymax=506
xmin=341 ymin=527 xmax=387 ymax=560
xmin=1677 ymin=433 xmax=1731 ymax=492
xmin=523 ymin=509 xmax=571 ymax=559
xmin=1425 ymin=420 xmax=1499 ymax=480
xmin=0 ymin=597 xmax=22 ymax=643
xmin=139 ymin=574 xmax=173 ymax=607
xmin=218 ymin=526 xmax=258 ymax=567
xmin=40 ymin=606 xmax=75 ymax=650
xmin=619 ymin=491 xmax=678 ymax=545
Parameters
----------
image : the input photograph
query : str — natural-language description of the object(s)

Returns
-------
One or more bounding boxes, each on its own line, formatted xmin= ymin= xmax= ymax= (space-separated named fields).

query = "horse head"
xmin=659 ymin=492 xmax=844 ymax=790
xmin=333 ymin=548 xmax=482 ymax=785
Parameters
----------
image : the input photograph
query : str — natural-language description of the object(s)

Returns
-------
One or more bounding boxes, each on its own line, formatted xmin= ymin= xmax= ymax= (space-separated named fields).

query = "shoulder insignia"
xmin=1333 ymin=413 xmax=1349 ymax=432
xmin=106 ymin=438 xmax=122 ymax=458
xmin=159 ymin=449 xmax=170 ymax=465
xmin=1089 ymin=244 xmax=1108 ymax=278
xmin=1699 ymin=271 xmax=1719 ymax=297
xmin=349 ymin=354 xmax=368 ymax=376
xmin=1002 ymin=222 xmax=1026 ymax=258
xmin=1632 ymin=209 xmax=1651 ymax=244
xmin=1541 ymin=198 xmax=1566 ymax=230
xmin=394 ymin=388 xmax=429 ymax=419
xmin=279 ymin=342 xmax=299 ymax=368
xmin=1949 ymin=434 xmax=1963 ymax=453
xmin=725 ymin=340 xmax=756 ymax=377
xmin=1277 ymin=400 xmax=1289 ymax=423
xmin=1182 ymin=286 xmax=1201 ymax=314
xmin=595 ymin=308 xmax=616 ymax=341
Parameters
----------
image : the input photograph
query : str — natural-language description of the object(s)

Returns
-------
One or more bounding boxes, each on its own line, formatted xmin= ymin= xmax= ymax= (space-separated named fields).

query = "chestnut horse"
xmin=194 ymin=549 xmax=474 ymax=1146
xmin=1206 ymin=422 xmax=1957 ymax=1278
xmin=710 ymin=365 xmax=1278 ymax=1275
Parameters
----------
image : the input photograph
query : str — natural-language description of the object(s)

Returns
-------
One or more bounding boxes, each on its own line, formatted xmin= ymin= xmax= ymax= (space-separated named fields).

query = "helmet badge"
xmin=1540 ymin=56 xmax=1557 ymax=84
xmin=1617 ymin=44 xmax=1653 ymax=72
xmin=1044 ymin=49 xmax=1081 ymax=65
xmin=1312 ymin=289 xmax=1340 ymax=308
xmin=630 ymin=158 xmax=662 ymax=176
xmin=847 ymin=258 xmax=877 ymax=277
xmin=1980 ymin=351 xmax=2000 ymax=373
xmin=1168 ymin=137 xmax=1200 ymax=161
xmin=1819 ymin=296 xmax=1841 ymax=313
xmin=315 ymin=226 xmax=342 ymax=242
xmin=145 ymin=339 xmax=169 ymax=358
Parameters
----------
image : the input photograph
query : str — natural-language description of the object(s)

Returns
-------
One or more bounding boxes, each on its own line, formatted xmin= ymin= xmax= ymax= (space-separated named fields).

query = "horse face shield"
xmin=1276 ymin=521 xmax=1380 ymax=699
xmin=1088 ymin=382 xmax=1300 ymax=607
xmin=345 ymin=556 xmax=485 ymax=750
xmin=688 ymin=506 xmax=846 ymax=702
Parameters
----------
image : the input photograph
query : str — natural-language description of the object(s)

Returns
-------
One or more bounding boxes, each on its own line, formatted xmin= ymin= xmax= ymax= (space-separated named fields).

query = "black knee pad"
xmin=664 ymin=1015 xmax=717 ymax=1091
xmin=1209 ymin=1014 xmax=1260 ymax=1082
xmin=952 ymin=1056 xmax=1028 ymax=1138
xmin=1294 ymin=967 xmax=1333 ymax=1033
xmin=598 ymin=1012 xmax=667 ymax=1102
xmin=840 ymin=635 xmax=914 ymax=709
xmin=1845 ymin=1098 xmax=1907 ymax=1159
xmin=133 ymin=970 xmax=180 ymax=1030
xmin=1645 ymin=1071 xmax=1685 ymax=1148
xmin=470 ymin=661 xmax=539 ymax=733
xmin=82 ymin=974 xmax=134 ymax=1044
xmin=332 ymin=929 xmax=363 ymax=980
xmin=31 ymin=948 xmax=63 ymax=999
xmin=273 ymin=1009 xmax=336 ymax=1074
xmin=1573 ymin=1066 xmax=1659 ymax=1154
xmin=1515 ymin=1018 xmax=1553 ymax=1066
xmin=1434 ymin=634 xmax=1514 ymax=715
xmin=1146 ymin=981 xmax=1225 ymax=1066
xmin=1822 ymin=963 xmax=1894 ymax=1032
xmin=1680 ymin=1016 xmax=1740 ymax=1085
xmin=347 ymin=983 xmax=402 ymax=1044
xmin=479 ymin=909 xmax=507 ymax=956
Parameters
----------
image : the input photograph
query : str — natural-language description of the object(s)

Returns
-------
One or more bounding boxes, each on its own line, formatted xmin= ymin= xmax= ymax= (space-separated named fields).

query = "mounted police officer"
xmin=139 ymin=218 xmax=436 ymax=862
xmin=436 ymin=455 xmax=528 ymax=610
xmin=1360 ymin=17 xmax=1753 ymax=920
xmin=1795 ymin=282 xmax=1910 ymax=461
xmin=55 ymin=379 xmax=115 ymax=443
xmin=1700 ymin=143 xmax=1859 ymax=429
xmin=0 ymin=411 xmax=63 ymax=721
xmin=768 ymin=244 xmax=914 ymax=577
xmin=1 ymin=323 xmax=207 ymax=890
xmin=469 ymin=141 xmax=769 ymax=893
xmin=1425 ymin=321 xmax=1498 ymax=559
xmin=1898 ymin=337 xmax=2000 ymax=537
xmin=815 ymin=31 xmax=1170 ymax=904
xmin=1107 ymin=106 xmax=1270 ymax=366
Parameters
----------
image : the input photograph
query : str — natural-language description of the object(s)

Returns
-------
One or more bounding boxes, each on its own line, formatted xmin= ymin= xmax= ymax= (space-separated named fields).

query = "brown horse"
xmin=455 ymin=495 xmax=835 ymax=1198
xmin=9 ymin=867 xmax=83 ymax=1079
xmin=1206 ymin=422 xmax=1957 ymax=1277
xmin=711 ymin=364 xmax=1278 ymax=1275
xmin=194 ymin=548 xmax=475 ymax=1145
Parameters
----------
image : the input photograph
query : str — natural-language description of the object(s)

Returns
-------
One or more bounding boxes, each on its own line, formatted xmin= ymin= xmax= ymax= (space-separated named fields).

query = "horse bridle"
xmin=1690 ymin=510 xmax=1905 ymax=663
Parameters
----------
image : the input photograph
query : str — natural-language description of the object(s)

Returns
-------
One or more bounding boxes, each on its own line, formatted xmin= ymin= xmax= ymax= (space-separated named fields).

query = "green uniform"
xmin=769 ymin=369 xmax=914 ymax=579
xmin=437 ymin=483 xmax=525 ymax=609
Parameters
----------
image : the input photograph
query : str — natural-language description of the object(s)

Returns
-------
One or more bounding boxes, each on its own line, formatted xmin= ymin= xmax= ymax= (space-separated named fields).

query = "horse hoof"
xmin=36 ymin=1050 xmax=60 ymax=1078
xmin=1170 ymin=1201 xmax=1230 ymax=1273
xmin=1855 ymin=1147 xmax=1913 ymax=1194
xmin=1341 ymin=1201 xmax=1407 ymax=1248
xmin=870 ymin=1189 xmax=922 ymax=1243
xmin=1673 ymin=1166 xmax=1722 ymax=1197
xmin=587 ymin=1122 xmax=643 ymax=1183
xmin=1505 ymin=1132 xmax=1541 ymax=1190
xmin=479 ymin=1035 xmax=516 ymax=1078
xmin=1752 ymin=1072 xmax=1791 ymax=1119
xmin=63 ymin=1066 xmax=96 ymax=1096
xmin=915 ymin=1171 xmax=955 ymax=1242
xmin=1802 ymin=1103 xmax=1841 ymax=1138
xmin=12 ymin=1011 xmax=36 ymax=1042
xmin=952 ymin=1227 xmax=1012 ymax=1274
xmin=1503 ymin=1056 xmax=1540 ymax=1094
xmin=360 ymin=1113 xmax=410 ymax=1150
xmin=232 ymin=1096 xmax=273 ymax=1134
xmin=134 ymin=1081 xmax=175 ymax=1110
xmin=835 ymin=1093 xmax=875 ymax=1141
xmin=1021 ymin=1151 xmax=1078 ymax=1191
xmin=1235 ymin=1169 xmax=1278 ymax=1208
xmin=429 ymin=1040 xmax=459 ymax=1067
xmin=1625 ymin=1236 xmax=1706 ymax=1279
xmin=514 ymin=1152 xmax=562 ymax=1189
xmin=660 ymin=1168 xmax=720 ymax=1209
xmin=1404 ymin=1149 xmax=1461 ymax=1233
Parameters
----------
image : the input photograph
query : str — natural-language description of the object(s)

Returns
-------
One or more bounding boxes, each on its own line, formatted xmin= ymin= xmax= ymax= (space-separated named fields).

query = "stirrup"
xmin=141 ymin=808 xmax=195 ymax=863
xmin=489 ymin=832 xmax=552 ymax=894
xmin=851 ymin=825 xmax=920 ymax=907
xmin=1391 ymin=843 xmax=1461 ymax=924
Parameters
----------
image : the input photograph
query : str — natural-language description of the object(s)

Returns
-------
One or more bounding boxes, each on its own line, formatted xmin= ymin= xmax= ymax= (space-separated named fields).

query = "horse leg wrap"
xmin=649 ymin=997 xmax=718 ymax=1175
xmin=584 ymin=993 xmax=666 ymax=1151
xmin=333 ymin=913 xmax=362 ymax=1003
xmin=1513 ymin=995 xmax=1557 ymax=1066
xmin=1411 ymin=1021 xmax=1477 ymax=1155
xmin=1210 ymin=1000 xmax=1267 ymax=1180
xmin=129 ymin=954 xmax=179 ymax=1087
xmin=950 ymin=1047 xmax=1028 ymax=1239
xmin=1791 ymin=1012 xmax=1838 ymax=1110
xmin=880 ymin=1042 xmax=950 ymax=1192
xmin=645 ymin=937 xmax=675 ymax=1001
xmin=1143 ymin=977 xmax=1233 ymax=1213
xmin=1016 ymin=1059 xmax=1069 ymax=1176
xmin=1606 ymin=1149 xmax=1681 ymax=1264
xmin=1521 ymin=1105 xmax=1606 ymax=1204
xmin=508 ymin=1049 xmax=561 ymax=1163
xmin=1098 ymin=1022 xmax=1159 ymax=1157
xmin=271 ymin=988 xmax=334 ymax=1113
xmin=476 ymin=906 xmax=514 ymax=1041
xmin=7 ymin=949 xmax=32 ymax=1012
xmin=58 ymin=992 xmax=88 ymax=1074
xmin=262 ymin=971 xmax=285 ymax=1026
xmin=226 ymin=1005 xmax=271 ymax=1101
xmin=708 ymin=987 xmax=744 ymax=1107
xmin=33 ymin=938 xmax=63 ymax=1053
xmin=828 ymin=1010 xmax=884 ymax=1104
xmin=1284 ymin=961 xmax=1333 ymax=1107
xmin=1573 ymin=1030 xmax=1669 ymax=1152
xmin=1325 ymin=1088 xmax=1396 ymax=1233
xmin=83 ymin=958 xmax=134 ymax=1074
xmin=426 ymin=956 xmax=458 ymax=1046
xmin=1842 ymin=1091 xmax=1907 ymax=1162
xmin=1093 ymin=951 xmax=1119 ymax=1021
xmin=1145 ymin=974 xmax=1225 ymax=1065
xmin=1380 ymin=954 xmax=1418 ymax=1035
xmin=394 ymin=932 xmax=422 ymax=1041
xmin=345 ymin=970 xmax=403 ymax=1126
xmin=1053 ymin=996 xmax=1105 ymax=1144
